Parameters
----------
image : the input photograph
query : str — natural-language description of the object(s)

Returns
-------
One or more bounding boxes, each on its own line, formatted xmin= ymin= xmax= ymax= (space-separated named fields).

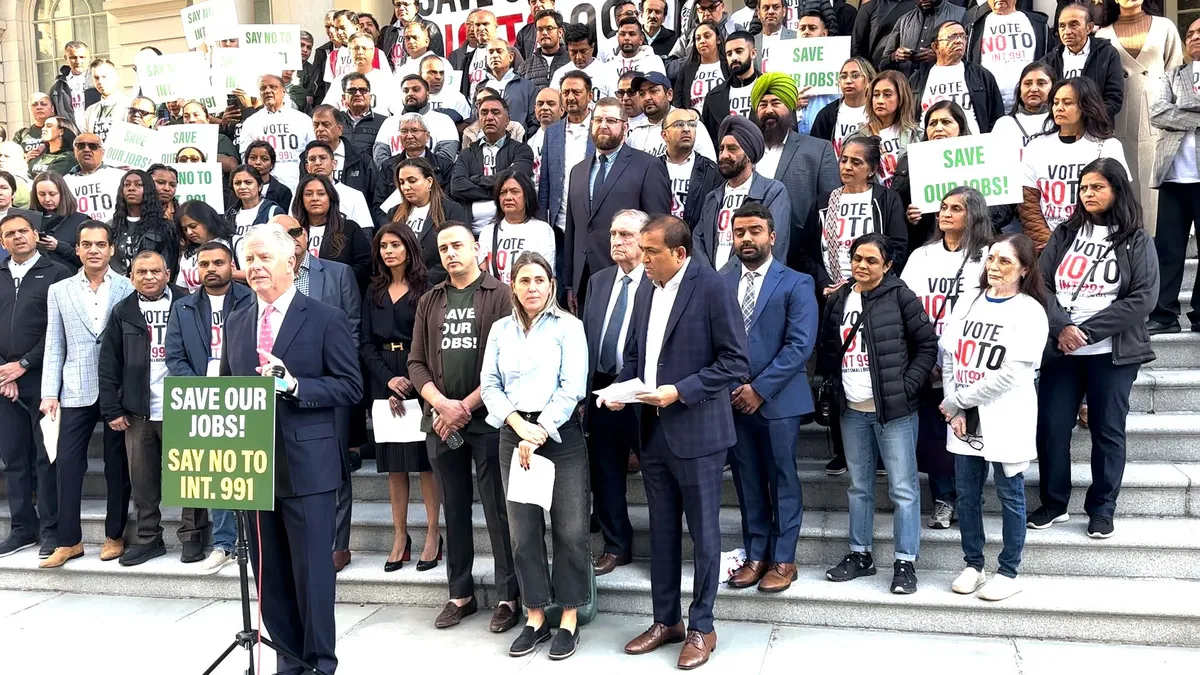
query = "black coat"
xmin=39 ymin=212 xmax=86 ymax=270
xmin=0 ymin=255 xmax=72 ymax=396
xmin=672 ymin=153 xmax=722 ymax=231
xmin=48 ymin=65 xmax=100 ymax=128
xmin=449 ymin=139 xmax=535 ymax=207
xmin=1042 ymin=36 xmax=1126 ymax=123
xmin=317 ymin=219 xmax=374 ymax=294
xmin=384 ymin=196 xmax=466 ymax=286
xmin=909 ymin=61 xmax=1006 ymax=133
xmin=700 ymin=72 xmax=761 ymax=146
xmin=265 ymin=179 xmax=293 ymax=214
xmin=816 ymin=274 xmax=938 ymax=424
xmin=650 ymin=27 xmax=679 ymax=56
xmin=795 ymin=184 xmax=910 ymax=290
xmin=98 ymin=285 xmax=188 ymax=421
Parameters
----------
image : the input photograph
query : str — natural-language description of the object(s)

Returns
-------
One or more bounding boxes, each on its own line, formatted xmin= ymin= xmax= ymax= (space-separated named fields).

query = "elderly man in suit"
xmin=600 ymin=215 xmax=748 ymax=670
xmin=721 ymin=202 xmax=817 ymax=594
xmin=39 ymin=220 xmax=133 ymax=568
xmin=221 ymin=222 xmax=362 ymax=675
xmin=564 ymin=97 xmax=671 ymax=312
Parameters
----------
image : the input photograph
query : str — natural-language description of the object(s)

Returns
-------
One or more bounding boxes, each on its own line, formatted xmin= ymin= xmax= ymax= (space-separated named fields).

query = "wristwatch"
xmin=17 ymin=358 xmax=30 ymax=369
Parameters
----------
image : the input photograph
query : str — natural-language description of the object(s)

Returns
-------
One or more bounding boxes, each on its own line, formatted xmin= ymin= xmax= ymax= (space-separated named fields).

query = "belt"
xmin=380 ymin=342 xmax=407 ymax=352
xmin=515 ymin=410 xmax=542 ymax=422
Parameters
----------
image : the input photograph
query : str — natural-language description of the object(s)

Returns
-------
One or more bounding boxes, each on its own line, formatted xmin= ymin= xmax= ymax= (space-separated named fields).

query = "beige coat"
xmin=1096 ymin=18 xmax=1184 ymax=235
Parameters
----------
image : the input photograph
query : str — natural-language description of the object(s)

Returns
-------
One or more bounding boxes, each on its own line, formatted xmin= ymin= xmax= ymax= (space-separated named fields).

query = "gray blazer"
xmin=1150 ymin=62 xmax=1200 ymax=188
xmin=693 ymin=172 xmax=793 ymax=271
xmin=769 ymin=131 xmax=840 ymax=242
xmin=42 ymin=268 xmax=133 ymax=407
xmin=306 ymin=255 xmax=362 ymax=345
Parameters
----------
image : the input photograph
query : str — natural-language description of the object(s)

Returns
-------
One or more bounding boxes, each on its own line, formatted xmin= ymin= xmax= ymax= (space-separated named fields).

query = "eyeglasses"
xmin=839 ymin=72 xmax=864 ymax=81
xmin=667 ymin=120 xmax=698 ymax=130
xmin=177 ymin=155 xmax=203 ymax=163
xmin=286 ymin=227 xmax=305 ymax=239
xmin=593 ymin=116 xmax=625 ymax=126
xmin=697 ymin=3 xmax=721 ymax=12
xmin=75 ymin=142 xmax=100 ymax=150
xmin=615 ymin=89 xmax=635 ymax=98
xmin=939 ymin=33 xmax=967 ymax=43
xmin=399 ymin=127 xmax=427 ymax=136
xmin=536 ymin=25 xmax=559 ymax=33
xmin=128 ymin=109 xmax=154 ymax=119
xmin=344 ymin=87 xmax=370 ymax=95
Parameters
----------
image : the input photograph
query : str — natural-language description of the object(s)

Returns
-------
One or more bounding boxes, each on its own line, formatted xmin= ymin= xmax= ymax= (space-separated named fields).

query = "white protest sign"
xmin=160 ymin=125 xmax=219 ymax=165
xmin=211 ymin=46 xmax=286 ymax=95
xmin=137 ymin=52 xmax=211 ymax=103
xmin=64 ymin=167 xmax=125 ymax=223
xmin=423 ymin=0 xmax=529 ymax=53
xmin=104 ymin=121 xmax=164 ymax=170
xmin=180 ymin=0 xmax=239 ymax=49
xmin=905 ymin=133 xmax=1024 ymax=213
xmin=771 ymin=36 xmax=851 ymax=97
xmin=172 ymin=162 xmax=225 ymax=209
xmin=239 ymin=24 xmax=303 ymax=70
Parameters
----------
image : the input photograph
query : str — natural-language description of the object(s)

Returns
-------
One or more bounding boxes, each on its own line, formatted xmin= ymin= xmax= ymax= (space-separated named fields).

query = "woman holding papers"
xmin=360 ymin=221 xmax=442 ymax=572
xmin=480 ymin=251 xmax=589 ymax=661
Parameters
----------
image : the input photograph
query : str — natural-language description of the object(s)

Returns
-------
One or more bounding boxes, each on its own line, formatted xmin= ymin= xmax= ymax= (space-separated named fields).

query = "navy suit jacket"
xmin=617 ymin=259 xmax=749 ymax=458
xmin=537 ymin=117 xmax=594 ymax=227
xmin=306 ymin=255 xmax=362 ymax=345
xmin=564 ymin=144 xmax=671 ymax=292
xmin=221 ymin=291 xmax=363 ymax=498
xmin=722 ymin=258 xmax=818 ymax=419
xmin=165 ymin=283 xmax=256 ymax=376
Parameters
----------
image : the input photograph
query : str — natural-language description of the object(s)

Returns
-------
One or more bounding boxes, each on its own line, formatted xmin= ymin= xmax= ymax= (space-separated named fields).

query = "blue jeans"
xmin=955 ymin=455 xmax=1026 ymax=578
xmin=840 ymin=409 xmax=921 ymax=562
xmin=211 ymin=509 xmax=237 ymax=552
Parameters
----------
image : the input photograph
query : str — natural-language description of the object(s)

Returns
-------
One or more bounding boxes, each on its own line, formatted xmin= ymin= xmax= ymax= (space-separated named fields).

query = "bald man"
xmin=475 ymin=37 xmax=537 ymax=130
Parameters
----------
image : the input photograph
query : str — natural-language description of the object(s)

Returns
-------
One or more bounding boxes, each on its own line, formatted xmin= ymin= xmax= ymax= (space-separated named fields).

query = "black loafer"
xmin=508 ymin=624 xmax=551 ymax=657
xmin=549 ymin=627 xmax=579 ymax=660
xmin=181 ymin=540 xmax=204 ymax=563
xmin=119 ymin=540 xmax=166 ymax=567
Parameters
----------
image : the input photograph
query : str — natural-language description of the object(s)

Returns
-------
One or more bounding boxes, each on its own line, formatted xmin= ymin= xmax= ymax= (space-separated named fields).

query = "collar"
xmin=488 ymin=68 xmax=517 ymax=84
xmin=137 ymin=287 xmax=172 ymax=303
xmin=299 ymin=252 xmax=313 ymax=272
xmin=511 ymin=301 xmax=565 ymax=325
xmin=1068 ymin=38 xmax=1092 ymax=57
xmin=8 ymin=252 xmax=41 ymax=270
xmin=78 ymin=267 xmax=116 ymax=285
xmin=617 ymin=263 xmax=643 ymax=282
xmin=666 ymin=151 xmax=695 ymax=165
xmin=654 ymin=256 xmax=690 ymax=291
xmin=479 ymin=134 xmax=507 ymax=150
xmin=597 ymin=142 xmax=624 ymax=159
xmin=741 ymin=254 xmax=773 ymax=276
xmin=258 ymin=284 xmax=298 ymax=317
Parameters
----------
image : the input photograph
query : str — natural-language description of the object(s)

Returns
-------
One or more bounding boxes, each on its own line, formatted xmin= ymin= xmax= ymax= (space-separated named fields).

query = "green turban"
xmin=751 ymin=72 xmax=798 ymax=111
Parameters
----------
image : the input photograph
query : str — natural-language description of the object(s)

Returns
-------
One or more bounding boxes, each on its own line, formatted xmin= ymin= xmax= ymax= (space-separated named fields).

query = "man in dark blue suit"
xmin=221 ymin=222 xmax=362 ymax=675
xmin=721 ymin=203 xmax=817 ymax=594
xmin=601 ymin=215 xmax=747 ymax=670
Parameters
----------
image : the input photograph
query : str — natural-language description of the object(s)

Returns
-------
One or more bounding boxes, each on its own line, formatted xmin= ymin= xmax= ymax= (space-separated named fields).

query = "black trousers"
xmin=429 ymin=428 xmax=518 ymax=602
xmin=125 ymin=417 xmax=208 ymax=545
xmin=334 ymin=406 xmax=352 ymax=551
xmin=1151 ymin=182 xmax=1200 ymax=325
xmin=587 ymin=371 xmax=639 ymax=557
xmin=56 ymin=403 xmax=129 ymax=547
xmin=0 ymin=382 xmax=57 ymax=542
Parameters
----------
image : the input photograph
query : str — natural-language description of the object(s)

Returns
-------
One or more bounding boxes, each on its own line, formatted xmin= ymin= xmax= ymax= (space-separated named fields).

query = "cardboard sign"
xmin=211 ymin=46 xmax=286 ymax=95
xmin=162 ymin=377 xmax=275 ymax=510
xmin=772 ymin=36 xmax=852 ymax=97
xmin=172 ymin=162 xmax=225 ymax=209
xmin=238 ymin=24 xmax=303 ymax=70
xmin=180 ymin=0 xmax=240 ymax=49
xmin=104 ymin=121 xmax=164 ymax=170
xmin=905 ymin=134 xmax=1023 ymax=213
xmin=160 ymin=125 xmax=219 ymax=165
xmin=137 ymin=52 xmax=211 ymax=103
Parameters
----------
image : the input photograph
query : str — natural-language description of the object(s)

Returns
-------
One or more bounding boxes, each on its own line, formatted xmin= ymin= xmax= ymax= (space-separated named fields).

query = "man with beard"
xmin=322 ymin=31 xmax=398 ymax=115
xmin=563 ymin=97 xmax=671 ymax=310
xmin=449 ymin=97 xmax=535 ymax=234
xmin=662 ymin=108 xmax=720 ymax=229
xmin=476 ymin=38 xmax=537 ymax=132
xmin=421 ymin=54 xmax=472 ymax=124
xmin=539 ymin=72 xmax=594 ymax=232
xmin=694 ymin=115 xmax=791 ymax=270
xmin=642 ymin=0 xmax=678 ymax=56
xmin=373 ymin=75 xmax=459 ymax=164
xmin=240 ymin=75 xmax=317 ymax=193
xmin=612 ymin=17 xmax=667 ymax=78
xmin=518 ymin=10 xmax=571 ymax=89
xmin=882 ymin=0 xmax=964 ymax=77
xmin=909 ymin=20 xmax=1005 ymax=133
xmin=753 ymin=0 xmax=798 ymax=72
xmin=311 ymin=106 xmax=375 ymax=201
xmin=700 ymin=32 xmax=760 ymax=143
xmin=339 ymin=73 xmax=389 ymax=161
xmin=527 ymin=88 xmax=564 ymax=191
xmin=80 ymin=59 xmax=130 ymax=142
xmin=379 ymin=0 xmax=445 ymax=67
xmin=516 ymin=0 xmax=558 ymax=59
xmin=627 ymin=72 xmax=717 ymax=160
xmin=721 ymin=201 xmax=816 ymax=595
xmin=551 ymin=23 xmax=616 ymax=100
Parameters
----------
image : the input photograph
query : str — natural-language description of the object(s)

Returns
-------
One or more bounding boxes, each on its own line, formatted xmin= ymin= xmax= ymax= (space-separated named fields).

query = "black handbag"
xmin=814 ymin=300 xmax=869 ymax=427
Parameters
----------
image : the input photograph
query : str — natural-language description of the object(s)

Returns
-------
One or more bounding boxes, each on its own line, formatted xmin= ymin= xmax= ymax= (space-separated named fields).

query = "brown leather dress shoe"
xmin=677 ymin=630 xmax=717 ymax=670
xmin=434 ymin=597 xmax=478 ymax=628
xmin=38 ymin=544 xmax=84 ymax=569
xmin=593 ymin=552 xmax=632 ymax=576
xmin=333 ymin=550 xmax=351 ymax=573
xmin=99 ymin=538 xmax=124 ymax=561
xmin=489 ymin=601 xmax=521 ymax=633
xmin=758 ymin=563 xmax=798 ymax=593
xmin=727 ymin=560 xmax=768 ymax=588
xmin=624 ymin=621 xmax=686 ymax=654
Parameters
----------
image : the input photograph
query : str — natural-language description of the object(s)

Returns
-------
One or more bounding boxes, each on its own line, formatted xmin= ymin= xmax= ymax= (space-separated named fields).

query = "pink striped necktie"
xmin=258 ymin=305 xmax=276 ymax=368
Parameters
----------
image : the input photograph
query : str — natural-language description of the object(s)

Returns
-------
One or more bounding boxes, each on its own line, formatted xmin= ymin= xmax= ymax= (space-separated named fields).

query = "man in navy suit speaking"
xmin=221 ymin=223 xmax=362 ymax=675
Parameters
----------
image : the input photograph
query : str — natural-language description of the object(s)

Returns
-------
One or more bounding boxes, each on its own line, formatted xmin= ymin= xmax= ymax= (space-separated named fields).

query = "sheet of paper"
xmin=593 ymin=378 xmax=653 ymax=405
xmin=40 ymin=412 xmax=60 ymax=464
xmin=372 ymin=399 xmax=427 ymax=443
xmin=507 ymin=450 xmax=555 ymax=511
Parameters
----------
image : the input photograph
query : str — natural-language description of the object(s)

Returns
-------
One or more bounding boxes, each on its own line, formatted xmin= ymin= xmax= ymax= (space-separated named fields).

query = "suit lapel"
xmin=66 ymin=275 xmax=94 ymax=337
xmin=307 ymin=258 xmax=326 ymax=302
xmin=273 ymin=293 xmax=307 ymax=358
xmin=589 ymin=146 xmax=630 ymax=216
xmin=776 ymin=133 xmax=800 ymax=182
xmin=750 ymin=259 xmax=784 ymax=330
xmin=195 ymin=293 xmax=213 ymax=357
xmin=662 ymin=262 xmax=698 ymax=345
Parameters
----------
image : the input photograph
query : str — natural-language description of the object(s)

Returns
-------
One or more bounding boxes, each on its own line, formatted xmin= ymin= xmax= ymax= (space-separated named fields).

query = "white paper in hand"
xmin=593 ymin=378 xmax=654 ymax=405
xmin=371 ymin=399 xmax=427 ymax=443
xmin=40 ymin=412 xmax=60 ymax=464
xmin=507 ymin=450 xmax=555 ymax=511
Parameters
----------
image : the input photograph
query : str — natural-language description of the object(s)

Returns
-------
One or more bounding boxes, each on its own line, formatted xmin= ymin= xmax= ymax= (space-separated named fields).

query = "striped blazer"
xmin=41 ymin=269 xmax=133 ymax=407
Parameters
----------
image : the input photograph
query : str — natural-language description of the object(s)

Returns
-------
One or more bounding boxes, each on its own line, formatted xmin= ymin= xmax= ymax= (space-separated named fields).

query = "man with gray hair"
xmin=374 ymin=113 xmax=456 ymax=221
xmin=373 ymin=74 xmax=459 ymax=165
xmin=221 ymin=221 xmax=361 ymax=675
xmin=240 ymin=74 xmax=316 ymax=192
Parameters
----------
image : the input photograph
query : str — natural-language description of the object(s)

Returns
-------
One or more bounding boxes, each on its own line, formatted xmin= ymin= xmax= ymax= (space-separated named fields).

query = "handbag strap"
xmin=490 ymin=221 xmax=503 ymax=279
xmin=1066 ymin=227 xmax=1134 ymax=304
xmin=935 ymin=253 xmax=972 ymax=323
xmin=837 ymin=294 xmax=870 ymax=358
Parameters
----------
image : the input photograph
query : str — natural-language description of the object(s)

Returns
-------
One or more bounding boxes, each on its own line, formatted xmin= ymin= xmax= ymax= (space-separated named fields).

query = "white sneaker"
xmin=978 ymin=573 xmax=1023 ymax=601
xmin=927 ymin=500 xmax=955 ymax=529
xmin=199 ymin=548 xmax=235 ymax=575
xmin=951 ymin=567 xmax=986 ymax=594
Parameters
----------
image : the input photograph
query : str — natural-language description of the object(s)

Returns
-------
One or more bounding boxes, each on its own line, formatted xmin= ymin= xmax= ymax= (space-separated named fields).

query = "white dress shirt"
xmin=257 ymin=284 xmax=298 ymax=347
xmin=82 ymin=268 xmax=117 ymax=334
xmin=599 ymin=264 xmax=643 ymax=373
xmin=643 ymin=257 xmax=691 ymax=391
xmin=736 ymin=255 xmax=772 ymax=311
xmin=556 ymin=115 xmax=592 ymax=230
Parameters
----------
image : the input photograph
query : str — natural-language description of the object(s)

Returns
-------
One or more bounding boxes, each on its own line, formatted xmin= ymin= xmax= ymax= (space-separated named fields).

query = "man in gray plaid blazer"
xmin=39 ymin=220 xmax=133 ymax=569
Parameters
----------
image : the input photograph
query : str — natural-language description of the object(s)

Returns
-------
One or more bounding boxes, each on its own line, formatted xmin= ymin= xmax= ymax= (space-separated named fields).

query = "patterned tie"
xmin=258 ymin=305 xmax=276 ymax=368
xmin=741 ymin=271 xmax=758 ymax=333
xmin=598 ymin=275 xmax=631 ymax=374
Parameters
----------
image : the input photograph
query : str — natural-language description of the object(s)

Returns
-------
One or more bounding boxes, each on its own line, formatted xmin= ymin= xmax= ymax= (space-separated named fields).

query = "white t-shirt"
xmin=833 ymin=103 xmax=867 ymax=156
xmin=1022 ymin=134 xmax=1129 ymax=231
xmin=667 ymin=153 xmax=696 ymax=219
xmin=467 ymin=46 xmax=490 ymax=92
xmin=759 ymin=32 xmax=782 ymax=74
xmin=308 ymin=225 xmax=326 ymax=257
xmin=840 ymin=289 xmax=873 ymax=404
xmin=900 ymin=242 xmax=986 ymax=338
xmin=140 ymin=295 xmax=172 ymax=421
xmin=374 ymin=109 xmax=459 ymax=158
xmin=992 ymin=111 xmax=1049 ymax=157
xmin=67 ymin=71 xmax=89 ymax=120
xmin=476 ymin=218 xmax=556 ymax=285
xmin=821 ymin=189 xmax=874 ymax=280
xmin=714 ymin=179 xmax=751 ymax=270
xmin=758 ymin=144 xmax=783 ymax=180
xmin=551 ymin=59 xmax=617 ymax=101
xmin=727 ymin=80 xmax=755 ymax=118
xmin=1061 ymin=41 xmax=1090 ymax=79
xmin=876 ymin=125 xmax=904 ymax=187
xmin=239 ymin=107 xmax=316 ymax=193
xmin=1054 ymin=223 xmax=1120 ymax=355
xmin=334 ymin=182 xmax=372 ymax=229
xmin=206 ymin=292 xmax=226 ymax=377
xmin=921 ymin=63 xmax=979 ymax=134
xmin=405 ymin=203 xmax=430 ymax=235
xmin=65 ymin=167 xmax=125 ymax=223
xmin=979 ymin=11 xmax=1038 ymax=110
xmin=429 ymin=87 xmax=472 ymax=121
xmin=691 ymin=62 xmax=726 ymax=112
xmin=612 ymin=48 xmax=667 ymax=77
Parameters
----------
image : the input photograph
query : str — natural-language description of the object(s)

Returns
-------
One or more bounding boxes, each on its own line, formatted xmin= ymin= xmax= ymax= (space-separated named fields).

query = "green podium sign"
xmin=161 ymin=376 xmax=276 ymax=510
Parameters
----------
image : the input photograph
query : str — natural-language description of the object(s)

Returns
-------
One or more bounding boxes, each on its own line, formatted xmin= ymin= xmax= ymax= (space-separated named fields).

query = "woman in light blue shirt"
xmin=481 ymin=251 xmax=590 ymax=661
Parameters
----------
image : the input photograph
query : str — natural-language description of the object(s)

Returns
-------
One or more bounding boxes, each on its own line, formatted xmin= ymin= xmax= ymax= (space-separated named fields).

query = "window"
xmin=32 ymin=0 xmax=111 ymax=94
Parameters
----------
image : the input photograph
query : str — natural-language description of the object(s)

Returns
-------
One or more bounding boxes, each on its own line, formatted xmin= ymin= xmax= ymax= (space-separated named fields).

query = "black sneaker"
xmin=508 ymin=624 xmax=552 ymax=657
xmin=38 ymin=537 xmax=57 ymax=560
xmin=891 ymin=561 xmax=918 ymax=594
xmin=548 ymin=628 xmax=579 ymax=660
xmin=825 ymin=455 xmax=847 ymax=476
xmin=0 ymin=534 xmax=38 ymax=558
xmin=1146 ymin=319 xmax=1181 ymax=335
xmin=1026 ymin=506 xmax=1069 ymax=530
xmin=826 ymin=552 xmax=876 ymax=582
xmin=118 ymin=539 xmax=166 ymax=567
xmin=1087 ymin=515 xmax=1115 ymax=539
xmin=181 ymin=540 xmax=205 ymax=563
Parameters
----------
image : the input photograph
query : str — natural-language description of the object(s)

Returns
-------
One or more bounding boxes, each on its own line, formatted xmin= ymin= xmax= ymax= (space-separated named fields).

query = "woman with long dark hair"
xmin=939 ymin=233 xmax=1048 ymax=602
xmin=244 ymin=140 xmax=293 ymax=210
xmin=225 ymin=164 xmax=284 ymax=259
xmin=293 ymin=173 xmax=372 ymax=290
xmin=386 ymin=156 xmax=466 ymax=285
xmin=29 ymin=117 xmax=78 ymax=176
xmin=1019 ymin=77 xmax=1129 ymax=249
xmin=672 ymin=21 xmax=728 ymax=113
xmin=111 ymin=168 xmax=179 ymax=276
xmin=477 ymin=169 xmax=555 ymax=285
xmin=992 ymin=62 xmax=1057 ymax=150
xmin=175 ymin=200 xmax=239 ymax=290
xmin=31 ymin=171 xmax=85 ymax=269
xmin=900 ymin=186 xmax=993 ymax=530
xmin=845 ymin=70 xmax=921 ymax=187
xmin=360 ymin=221 xmax=443 ymax=572
xmin=812 ymin=57 xmax=878 ymax=156
xmin=1032 ymin=157 xmax=1158 ymax=538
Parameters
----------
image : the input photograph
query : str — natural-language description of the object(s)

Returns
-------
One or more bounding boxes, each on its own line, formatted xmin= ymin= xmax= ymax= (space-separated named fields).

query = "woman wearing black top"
xmin=31 ymin=171 xmax=84 ymax=269
xmin=386 ymin=157 xmax=466 ymax=286
xmin=293 ymin=173 xmax=372 ymax=292
xmin=361 ymin=221 xmax=443 ymax=572
xmin=671 ymin=21 xmax=729 ymax=111
xmin=110 ymin=168 xmax=179 ymax=276
xmin=245 ymin=140 xmax=293 ymax=211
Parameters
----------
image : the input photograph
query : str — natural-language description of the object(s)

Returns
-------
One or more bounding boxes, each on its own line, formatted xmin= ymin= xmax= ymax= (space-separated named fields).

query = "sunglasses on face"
xmin=286 ymin=227 xmax=305 ymax=238
xmin=344 ymin=87 xmax=370 ymax=95
xmin=128 ymin=109 xmax=154 ymax=119
xmin=75 ymin=142 xmax=100 ymax=150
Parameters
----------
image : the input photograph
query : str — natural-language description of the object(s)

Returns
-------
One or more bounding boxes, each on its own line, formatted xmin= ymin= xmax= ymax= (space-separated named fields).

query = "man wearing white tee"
xmin=374 ymin=74 xmax=459 ymax=164
xmin=79 ymin=60 xmax=130 ymax=143
xmin=611 ymin=17 xmax=668 ymax=78
xmin=322 ymin=31 xmax=397 ymax=115
xmin=551 ymin=24 xmax=617 ymax=101
xmin=662 ymin=108 xmax=721 ymax=230
xmin=627 ymin=72 xmax=718 ymax=160
xmin=909 ymin=20 xmax=1005 ymax=133
xmin=240 ymin=75 xmax=316 ymax=194
xmin=420 ymin=55 xmax=472 ymax=123
xmin=965 ymin=0 xmax=1049 ymax=110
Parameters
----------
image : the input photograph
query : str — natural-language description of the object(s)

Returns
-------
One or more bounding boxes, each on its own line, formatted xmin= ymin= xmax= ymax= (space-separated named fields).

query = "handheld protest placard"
xmin=905 ymin=133 xmax=1024 ymax=213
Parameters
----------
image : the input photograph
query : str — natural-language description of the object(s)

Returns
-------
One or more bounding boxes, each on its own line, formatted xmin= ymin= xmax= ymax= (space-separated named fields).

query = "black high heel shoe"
xmin=416 ymin=536 xmax=443 ymax=572
xmin=384 ymin=535 xmax=412 ymax=573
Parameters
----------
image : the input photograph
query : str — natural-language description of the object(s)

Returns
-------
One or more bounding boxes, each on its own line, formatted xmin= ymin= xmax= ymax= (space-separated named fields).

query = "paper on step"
xmin=507 ymin=450 xmax=556 ymax=511
xmin=593 ymin=377 xmax=653 ymax=405
xmin=40 ymin=411 xmax=60 ymax=464
xmin=371 ymin=399 xmax=427 ymax=443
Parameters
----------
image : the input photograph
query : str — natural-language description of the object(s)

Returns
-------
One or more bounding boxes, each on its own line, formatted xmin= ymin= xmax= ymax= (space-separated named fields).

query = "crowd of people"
xmin=0 ymin=0 xmax=1189 ymax=670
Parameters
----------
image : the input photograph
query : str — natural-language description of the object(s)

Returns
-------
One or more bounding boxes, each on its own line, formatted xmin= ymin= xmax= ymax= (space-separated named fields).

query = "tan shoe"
xmin=677 ymin=630 xmax=717 ymax=670
xmin=624 ymin=621 xmax=685 ymax=655
xmin=727 ymin=560 xmax=768 ymax=588
xmin=99 ymin=538 xmax=124 ymax=561
xmin=758 ymin=563 xmax=798 ymax=593
xmin=39 ymin=544 xmax=84 ymax=569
